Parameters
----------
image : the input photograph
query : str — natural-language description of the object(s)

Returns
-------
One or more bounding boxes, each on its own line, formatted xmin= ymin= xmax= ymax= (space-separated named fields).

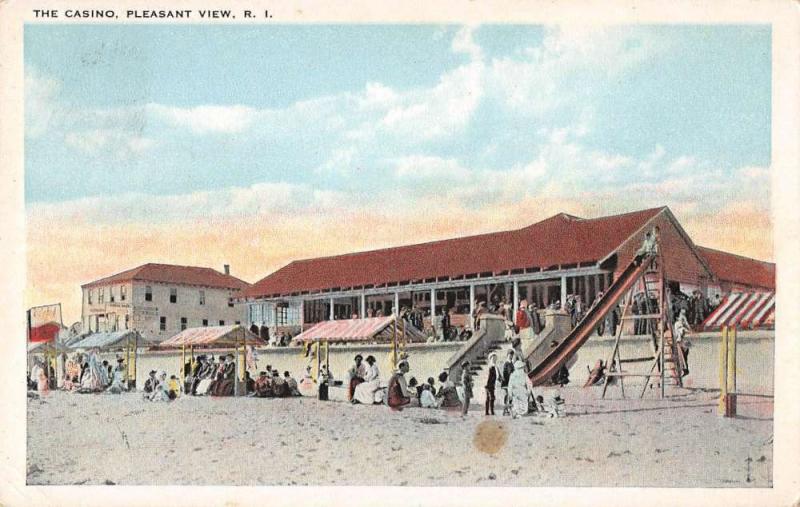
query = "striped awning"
xmin=69 ymin=330 xmax=151 ymax=350
xmin=159 ymin=325 xmax=266 ymax=348
xmin=293 ymin=316 xmax=426 ymax=344
xmin=702 ymin=292 xmax=775 ymax=331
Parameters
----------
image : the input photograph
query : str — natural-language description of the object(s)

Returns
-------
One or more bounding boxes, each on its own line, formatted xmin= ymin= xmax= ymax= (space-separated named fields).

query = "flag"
xmin=28 ymin=304 xmax=63 ymax=343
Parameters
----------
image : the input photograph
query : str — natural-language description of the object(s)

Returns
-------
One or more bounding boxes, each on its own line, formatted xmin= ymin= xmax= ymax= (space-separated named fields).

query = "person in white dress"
xmin=352 ymin=355 xmax=380 ymax=404
xmin=508 ymin=360 xmax=529 ymax=418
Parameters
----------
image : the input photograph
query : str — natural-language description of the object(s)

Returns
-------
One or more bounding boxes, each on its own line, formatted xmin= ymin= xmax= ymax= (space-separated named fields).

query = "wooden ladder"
xmin=601 ymin=251 xmax=684 ymax=399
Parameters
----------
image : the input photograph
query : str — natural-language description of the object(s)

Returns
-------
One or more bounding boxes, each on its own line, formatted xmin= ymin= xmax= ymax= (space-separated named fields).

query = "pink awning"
xmin=293 ymin=316 xmax=426 ymax=344
xmin=159 ymin=325 xmax=266 ymax=348
xmin=702 ymin=292 xmax=775 ymax=331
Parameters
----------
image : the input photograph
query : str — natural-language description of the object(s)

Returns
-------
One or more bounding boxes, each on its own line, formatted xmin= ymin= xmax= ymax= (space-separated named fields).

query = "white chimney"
xmin=224 ymin=264 xmax=230 ymax=275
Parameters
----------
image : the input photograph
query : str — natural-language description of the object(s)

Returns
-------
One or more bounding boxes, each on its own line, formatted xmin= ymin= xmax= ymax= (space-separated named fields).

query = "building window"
xmin=170 ymin=288 xmax=177 ymax=304
xmin=228 ymin=298 xmax=234 ymax=308
xmin=235 ymin=320 xmax=241 ymax=325
xmin=121 ymin=286 xmax=127 ymax=301
xmin=199 ymin=290 xmax=205 ymax=305
xmin=110 ymin=287 xmax=115 ymax=303
xmin=145 ymin=286 xmax=153 ymax=302
xmin=87 ymin=290 xmax=93 ymax=304
xmin=160 ymin=316 xmax=166 ymax=331
xmin=180 ymin=317 xmax=187 ymax=331
xmin=219 ymin=320 xmax=225 ymax=326
xmin=99 ymin=288 xmax=104 ymax=303
xmin=125 ymin=314 xmax=130 ymax=330
xmin=202 ymin=319 xmax=208 ymax=327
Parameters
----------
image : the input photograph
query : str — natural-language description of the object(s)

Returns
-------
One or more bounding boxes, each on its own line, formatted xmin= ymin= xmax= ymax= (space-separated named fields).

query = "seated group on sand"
xmin=251 ymin=366 xmax=301 ymax=398
xmin=58 ymin=351 xmax=128 ymax=394
xmin=344 ymin=354 xmax=465 ymax=411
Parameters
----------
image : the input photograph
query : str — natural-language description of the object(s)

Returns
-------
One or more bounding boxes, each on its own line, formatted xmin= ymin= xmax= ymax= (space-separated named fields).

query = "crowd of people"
xmin=339 ymin=350 xmax=566 ymax=419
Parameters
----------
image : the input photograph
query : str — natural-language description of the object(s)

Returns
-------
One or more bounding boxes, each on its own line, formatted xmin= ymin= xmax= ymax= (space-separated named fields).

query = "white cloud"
xmin=451 ymin=26 xmax=482 ymax=61
xmin=393 ymin=155 xmax=471 ymax=180
xmin=25 ymin=67 xmax=61 ymax=138
xmin=64 ymin=129 xmax=157 ymax=157
xmin=147 ymin=103 xmax=258 ymax=134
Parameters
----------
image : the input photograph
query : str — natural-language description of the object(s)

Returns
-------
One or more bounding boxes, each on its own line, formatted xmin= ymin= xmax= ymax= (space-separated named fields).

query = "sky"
xmin=24 ymin=24 xmax=772 ymax=323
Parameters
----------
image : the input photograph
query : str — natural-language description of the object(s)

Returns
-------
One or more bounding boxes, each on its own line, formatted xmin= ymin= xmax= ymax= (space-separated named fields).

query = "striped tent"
xmin=159 ymin=325 xmax=265 ymax=348
xmin=292 ymin=316 xmax=426 ymax=344
xmin=69 ymin=330 xmax=152 ymax=350
xmin=702 ymin=292 xmax=775 ymax=331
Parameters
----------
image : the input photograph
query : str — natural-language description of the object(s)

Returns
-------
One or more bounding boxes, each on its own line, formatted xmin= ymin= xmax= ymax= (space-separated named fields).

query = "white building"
xmin=81 ymin=263 xmax=249 ymax=342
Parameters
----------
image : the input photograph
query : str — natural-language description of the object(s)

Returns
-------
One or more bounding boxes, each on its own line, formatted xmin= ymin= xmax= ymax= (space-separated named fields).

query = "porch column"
xmin=513 ymin=280 xmax=519 ymax=312
xmin=329 ymin=297 xmax=335 ymax=320
xmin=394 ymin=292 xmax=400 ymax=315
xmin=560 ymin=275 xmax=567 ymax=308
xmin=430 ymin=287 xmax=436 ymax=316
xmin=469 ymin=284 xmax=476 ymax=329
xmin=299 ymin=300 xmax=305 ymax=329
xmin=360 ymin=293 xmax=366 ymax=319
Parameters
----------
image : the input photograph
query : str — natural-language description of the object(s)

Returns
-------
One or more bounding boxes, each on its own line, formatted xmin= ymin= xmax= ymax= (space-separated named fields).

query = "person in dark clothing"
xmin=501 ymin=350 xmax=515 ymax=415
xmin=485 ymin=353 xmax=500 ymax=416
xmin=143 ymin=370 xmax=158 ymax=393
xmin=441 ymin=308 xmax=451 ymax=341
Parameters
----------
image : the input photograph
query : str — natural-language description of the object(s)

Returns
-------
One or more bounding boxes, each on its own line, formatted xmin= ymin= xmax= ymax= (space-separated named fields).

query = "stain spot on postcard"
xmin=473 ymin=421 xmax=507 ymax=455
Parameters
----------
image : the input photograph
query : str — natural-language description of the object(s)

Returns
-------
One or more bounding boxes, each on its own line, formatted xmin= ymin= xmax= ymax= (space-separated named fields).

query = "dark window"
xmin=110 ymin=288 xmax=115 ymax=303
xmin=145 ymin=286 xmax=153 ymax=302
xmin=159 ymin=316 xmax=166 ymax=331
xmin=199 ymin=290 xmax=206 ymax=305
xmin=202 ymin=319 xmax=208 ymax=327
xmin=124 ymin=314 xmax=129 ymax=330
xmin=121 ymin=286 xmax=127 ymax=301
xmin=180 ymin=317 xmax=187 ymax=330
xmin=235 ymin=320 xmax=241 ymax=325
xmin=228 ymin=299 xmax=234 ymax=308
xmin=170 ymin=288 xmax=177 ymax=304
xmin=219 ymin=320 xmax=225 ymax=326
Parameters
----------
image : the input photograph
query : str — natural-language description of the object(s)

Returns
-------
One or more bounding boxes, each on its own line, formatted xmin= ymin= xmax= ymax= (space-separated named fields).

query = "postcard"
xmin=1 ymin=1 xmax=798 ymax=506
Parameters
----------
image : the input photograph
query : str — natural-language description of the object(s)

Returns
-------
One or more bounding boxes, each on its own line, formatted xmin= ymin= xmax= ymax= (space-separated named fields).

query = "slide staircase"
xmin=443 ymin=314 xmax=507 ymax=381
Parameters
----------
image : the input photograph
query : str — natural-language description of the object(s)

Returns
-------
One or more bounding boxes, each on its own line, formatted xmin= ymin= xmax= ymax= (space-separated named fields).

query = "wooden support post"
xmin=560 ymin=275 xmax=567 ymax=308
xmin=181 ymin=345 xmax=186 ymax=386
xmin=726 ymin=327 xmax=737 ymax=417
xmin=469 ymin=284 xmax=476 ymax=329
xmin=513 ymin=280 xmax=519 ymax=314
xmin=315 ymin=341 xmax=321 ymax=383
xmin=133 ymin=334 xmax=138 ymax=389
xmin=718 ymin=326 xmax=729 ymax=416
xmin=360 ymin=293 xmax=366 ymax=319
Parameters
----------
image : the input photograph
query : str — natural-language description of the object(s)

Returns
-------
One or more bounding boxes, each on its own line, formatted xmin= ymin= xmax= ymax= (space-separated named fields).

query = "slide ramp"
xmin=527 ymin=256 xmax=652 ymax=386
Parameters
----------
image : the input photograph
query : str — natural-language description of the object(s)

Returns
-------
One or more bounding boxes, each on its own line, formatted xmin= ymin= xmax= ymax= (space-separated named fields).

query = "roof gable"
xmin=82 ymin=263 xmax=250 ymax=291
xmin=697 ymin=246 xmax=775 ymax=289
xmin=243 ymin=207 xmax=664 ymax=298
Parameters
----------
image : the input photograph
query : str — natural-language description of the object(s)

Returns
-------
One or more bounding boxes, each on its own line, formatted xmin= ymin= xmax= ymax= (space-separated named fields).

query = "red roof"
xmin=243 ymin=207 xmax=665 ymax=299
xmin=697 ymin=246 xmax=775 ymax=290
xmin=82 ymin=263 xmax=250 ymax=291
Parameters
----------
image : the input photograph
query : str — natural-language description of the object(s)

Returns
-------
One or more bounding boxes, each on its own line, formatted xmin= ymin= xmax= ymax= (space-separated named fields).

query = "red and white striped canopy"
xmin=702 ymin=292 xmax=775 ymax=331
xmin=160 ymin=325 xmax=266 ymax=348
xmin=293 ymin=316 xmax=426 ymax=344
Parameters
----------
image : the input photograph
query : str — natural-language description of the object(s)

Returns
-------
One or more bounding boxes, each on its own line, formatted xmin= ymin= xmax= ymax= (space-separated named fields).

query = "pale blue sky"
xmin=25 ymin=24 xmax=770 ymax=216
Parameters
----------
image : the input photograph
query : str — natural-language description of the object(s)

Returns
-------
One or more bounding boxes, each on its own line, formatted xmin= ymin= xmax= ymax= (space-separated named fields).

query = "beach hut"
xmin=292 ymin=316 xmax=425 ymax=378
xmin=69 ymin=330 xmax=151 ymax=389
xmin=27 ymin=340 xmax=69 ymax=389
xmin=158 ymin=325 xmax=266 ymax=396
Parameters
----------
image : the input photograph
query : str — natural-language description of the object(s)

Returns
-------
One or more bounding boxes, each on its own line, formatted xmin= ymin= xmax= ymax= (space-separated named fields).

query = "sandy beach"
xmin=26 ymin=387 xmax=772 ymax=487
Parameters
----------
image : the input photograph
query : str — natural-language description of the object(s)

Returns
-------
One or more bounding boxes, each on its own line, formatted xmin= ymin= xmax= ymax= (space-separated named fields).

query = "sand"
xmin=26 ymin=387 xmax=772 ymax=487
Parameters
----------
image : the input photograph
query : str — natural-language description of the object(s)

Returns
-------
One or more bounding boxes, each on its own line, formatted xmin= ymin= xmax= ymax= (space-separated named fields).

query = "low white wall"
xmin=97 ymin=331 xmax=773 ymax=401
